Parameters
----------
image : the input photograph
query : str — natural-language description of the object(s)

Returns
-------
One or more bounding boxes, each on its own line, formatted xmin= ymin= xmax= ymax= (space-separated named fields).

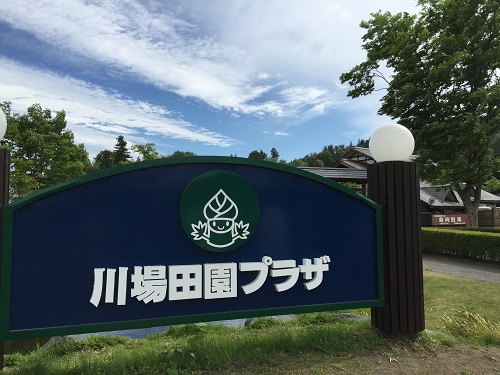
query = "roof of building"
xmin=419 ymin=182 xmax=500 ymax=207
xmin=330 ymin=147 xmax=374 ymax=168
xmin=481 ymin=194 xmax=500 ymax=203
xmin=331 ymin=147 xmax=418 ymax=168
xmin=334 ymin=159 xmax=368 ymax=169
xmin=419 ymin=185 xmax=463 ymax=208
xmin=300 ymin=167 xmax=367 ymax=182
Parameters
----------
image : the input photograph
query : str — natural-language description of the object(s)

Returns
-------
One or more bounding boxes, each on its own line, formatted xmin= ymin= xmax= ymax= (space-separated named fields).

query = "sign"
xmin=0 ymin=157 xmax=383 ymax=340
xmin=432 ymin=214 xmax=468 ymax=226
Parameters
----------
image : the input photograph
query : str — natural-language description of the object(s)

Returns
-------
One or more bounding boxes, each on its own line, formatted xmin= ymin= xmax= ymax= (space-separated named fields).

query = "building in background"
xmin=301 ymin=147 xmax=500 ymax=227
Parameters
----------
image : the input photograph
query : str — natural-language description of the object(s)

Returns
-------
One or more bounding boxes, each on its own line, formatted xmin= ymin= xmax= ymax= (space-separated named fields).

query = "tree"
xmin=483 ymin=177 xmax=500 ymax=193
xmin=93 ymin=150 xmax=115 ymax=170
xmin=320 ymin=141 xmax=366 ymax=165
xmin=340 ymin=0 xmax=500 ymax=226
xmin=131 ymin=143 xmax=163 ymax=161
xmin=304 ymin=152 xmax=324 ymax=167
xmin=270 ymin=147 xmax=279 ymax=160
xmin=288 ymin=158 xmax=307 ymax=167
xmin=316 ymin=147 xmax=335 ymax=166
xmin=169 ymin=150 xmax=196 ymax=158
xmin=248 ymin=150 xmax=263 ymax=159
xmin=356 ymin=139 xmax=369 ymax=148
xmin=0 ymin=102 xmax=90 ymax=199
xmin=113 ymin=135 xmax=131 ymax=165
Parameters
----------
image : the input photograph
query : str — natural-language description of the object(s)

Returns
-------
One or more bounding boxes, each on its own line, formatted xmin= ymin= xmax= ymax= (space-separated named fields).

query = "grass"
xmin=423 ymin=271 xmax=500 ymax=329
xmin=441 ymin=307 xmax=500 ymax=345
xmin=4 ymin=317 xmax=382 ymax=374
xmin=3 ymin=271 xmax=500 ymax=374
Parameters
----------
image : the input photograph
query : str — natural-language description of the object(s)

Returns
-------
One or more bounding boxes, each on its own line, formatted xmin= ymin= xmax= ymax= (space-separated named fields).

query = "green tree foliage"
xmin=316 ymin=148 xmax=334 ymax=166
xmin=0 ymin=102 xmax=90 ymax=200
xmin=340 ymin=0 xmax=500 ymax=226
xmin=169 ymin=150 xmax=196 ymax=158
xmin=331 ymin=145 xmax=350 ymax=161
xmin=131 ymin=143 xmax=163 ymax=161
xmin=305 ymin=153 xmax=324 ymax=167
xmin=288 ymin=141 xmax=364 ymax=168
xmin=355 ymin=139 xmax=369 ymax=148
xmin=113 ymin=135 xmax=131 ymax=165
xmin=92 ymin=150 xmax=114 ymax=170
xmin=92 ymin=141 xmax=195 ymax=170
xmin=248 ymin=148 xmax=281 ymax=162
xmin=288 ymin=158 xmax=308 ymax=167
xmin=248 ymin=150 xmax=263 ymax=159
xmin=93 ymin=141 xmax=165 ymax=169
xmin=483 ymin=177 xmax=500 ymax=193
xmin=270 ymin=147 xmax=279 ymax=160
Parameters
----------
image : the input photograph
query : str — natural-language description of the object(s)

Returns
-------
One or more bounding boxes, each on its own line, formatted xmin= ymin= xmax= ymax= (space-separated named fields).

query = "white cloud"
xmin=264 ymin=130 xmax=290 ymax=137
xmin=177 ymin=0 xmax=419 ymax=81
xmin=0 ymin=0 xmax=419 ymax=122
xmin=166 ymin=0 xmax=419 ymax=130
xmin=0 ymin=0 xmax=420 ymax=154
xmin=0 ymin=58 xmax=237 ymax=156
xmin=279 ymin=86 xmax=337 ymax=116
xmin=0 ymin=1 xmax=274 ymax=114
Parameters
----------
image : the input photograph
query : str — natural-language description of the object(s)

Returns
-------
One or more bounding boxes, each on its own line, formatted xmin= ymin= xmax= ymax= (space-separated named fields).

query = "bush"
xmin=421 ymin=227 xmax=500 ymax=262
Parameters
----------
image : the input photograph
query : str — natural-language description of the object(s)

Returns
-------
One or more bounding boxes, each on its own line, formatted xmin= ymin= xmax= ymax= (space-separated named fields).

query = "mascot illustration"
xmin=191 ymin=189 xmax=250 ymax=248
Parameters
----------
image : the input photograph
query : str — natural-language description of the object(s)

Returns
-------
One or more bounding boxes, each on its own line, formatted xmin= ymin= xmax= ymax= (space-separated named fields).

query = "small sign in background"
xmin=431 ymin=214 xmax=468 ymax=226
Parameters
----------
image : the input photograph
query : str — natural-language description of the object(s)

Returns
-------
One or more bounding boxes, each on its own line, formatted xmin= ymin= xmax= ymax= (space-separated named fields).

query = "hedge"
xmin=421 ymin=227 xmax=500 ymax=262
xmin=452 ymin=227 xmax=500 ymax=234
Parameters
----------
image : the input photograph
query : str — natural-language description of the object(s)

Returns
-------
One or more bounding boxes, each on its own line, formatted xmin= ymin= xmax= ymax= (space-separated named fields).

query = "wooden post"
xmin=0 ymin=149 xmax=10 ymax=369
xmin=368 ymin=161 xmax=425 ymax=337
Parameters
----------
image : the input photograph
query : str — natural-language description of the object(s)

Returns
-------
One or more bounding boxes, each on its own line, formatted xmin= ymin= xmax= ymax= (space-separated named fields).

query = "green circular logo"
xmin=180 ymin=170 xmax=260 ymax=252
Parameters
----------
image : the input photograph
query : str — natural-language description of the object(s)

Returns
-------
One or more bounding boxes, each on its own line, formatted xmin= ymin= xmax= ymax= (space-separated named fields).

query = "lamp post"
xmin=0 ymin=108 xmax=8 ymax=369
xmin=368 ymin=124 xmax=425 ymax=338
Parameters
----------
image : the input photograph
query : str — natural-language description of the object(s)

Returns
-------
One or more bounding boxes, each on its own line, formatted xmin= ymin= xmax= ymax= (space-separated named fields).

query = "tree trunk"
xmin=464 ymin=201 xmax=479 ymax=227
xmin=455 ymin=184 xmax=481 ymax=227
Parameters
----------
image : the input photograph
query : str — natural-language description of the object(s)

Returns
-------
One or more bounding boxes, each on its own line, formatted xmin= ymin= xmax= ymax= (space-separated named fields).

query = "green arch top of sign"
xmin=6 ymin=156 xmax=380 ymax=213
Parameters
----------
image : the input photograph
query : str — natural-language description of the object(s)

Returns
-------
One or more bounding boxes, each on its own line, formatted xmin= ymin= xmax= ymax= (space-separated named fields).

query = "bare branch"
xmin=373 ymin=69 xmax=391 ymax=85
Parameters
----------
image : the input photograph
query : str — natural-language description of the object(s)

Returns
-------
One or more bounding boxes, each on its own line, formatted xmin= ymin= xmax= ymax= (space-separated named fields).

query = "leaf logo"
xmin=180 ymin=170 xmax=260 ymax=252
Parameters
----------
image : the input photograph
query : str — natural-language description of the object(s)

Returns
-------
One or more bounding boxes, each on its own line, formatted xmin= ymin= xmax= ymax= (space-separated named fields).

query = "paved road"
xmin=423 ymin=254 xmax=500 ymax=283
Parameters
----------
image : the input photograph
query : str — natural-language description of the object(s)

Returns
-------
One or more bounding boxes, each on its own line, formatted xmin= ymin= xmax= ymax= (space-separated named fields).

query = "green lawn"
xmin=424 ymin=270 xmax=500 ymax=329
xmin=3 ymin=270 xmax=499 ymax=374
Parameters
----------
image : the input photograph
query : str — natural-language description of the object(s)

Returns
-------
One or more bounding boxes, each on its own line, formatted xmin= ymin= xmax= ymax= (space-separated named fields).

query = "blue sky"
xmin=0 ymin=0 xmax=419 ymax=161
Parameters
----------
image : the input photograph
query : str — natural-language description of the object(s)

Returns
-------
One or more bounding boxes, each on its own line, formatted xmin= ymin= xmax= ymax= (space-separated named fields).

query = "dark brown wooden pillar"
xmin=0 ymin=149 xmax=10 ymax=369
xmin=368 ymin=161 xmax=425 ymax=337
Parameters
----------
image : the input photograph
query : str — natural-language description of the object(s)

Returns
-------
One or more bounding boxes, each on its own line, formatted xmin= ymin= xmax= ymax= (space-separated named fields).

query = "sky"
xmin=0 ymin=0 xmax=420 ymax=161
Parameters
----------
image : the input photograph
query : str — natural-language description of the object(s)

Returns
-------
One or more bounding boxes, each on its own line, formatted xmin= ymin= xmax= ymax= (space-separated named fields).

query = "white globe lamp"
xmin=0 ymin=109 xmax=6 ymax=141
xmin=369 ymin=124 xmax=414 ymax=162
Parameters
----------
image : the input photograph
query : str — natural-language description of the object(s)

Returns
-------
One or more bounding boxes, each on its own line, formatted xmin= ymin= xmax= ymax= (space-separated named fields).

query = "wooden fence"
xmin=478 ymin=207 xmax=500 ymax=227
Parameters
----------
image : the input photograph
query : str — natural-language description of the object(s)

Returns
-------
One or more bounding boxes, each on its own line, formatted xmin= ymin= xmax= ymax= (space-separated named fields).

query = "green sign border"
xmin=0 ymin=156 xmax=383 ymax=340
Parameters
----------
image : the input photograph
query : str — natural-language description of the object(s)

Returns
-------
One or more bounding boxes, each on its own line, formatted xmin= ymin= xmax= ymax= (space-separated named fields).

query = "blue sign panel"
xmin=0 ymin=157 xmax=382 ymax=339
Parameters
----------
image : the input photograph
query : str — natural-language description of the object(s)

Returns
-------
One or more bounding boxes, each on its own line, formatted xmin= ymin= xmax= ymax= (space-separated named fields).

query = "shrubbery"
xmin=421 ymin=227 xmax=500 ymax=262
